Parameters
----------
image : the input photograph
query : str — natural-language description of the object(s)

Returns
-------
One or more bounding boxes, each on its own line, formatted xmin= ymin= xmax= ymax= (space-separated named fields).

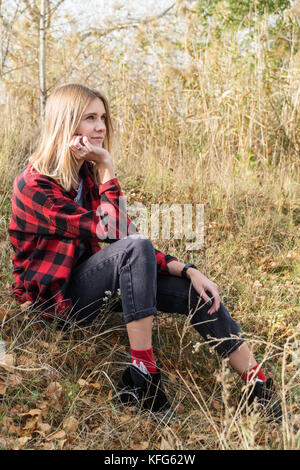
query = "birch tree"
xmin=39 ymin=0 xmax=46 ymax=120
xmin=21 ymin=0 xmax=66 ymax=119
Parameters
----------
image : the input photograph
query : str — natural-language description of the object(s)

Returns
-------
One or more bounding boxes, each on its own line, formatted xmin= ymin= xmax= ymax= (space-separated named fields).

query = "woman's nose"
xmin=95 ymin=118 xmax=106 ymax=131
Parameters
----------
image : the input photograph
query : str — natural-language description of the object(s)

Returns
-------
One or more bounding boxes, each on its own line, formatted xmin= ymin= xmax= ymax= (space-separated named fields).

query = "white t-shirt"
xmin=74 ymin=179 xmax=86 ymax=259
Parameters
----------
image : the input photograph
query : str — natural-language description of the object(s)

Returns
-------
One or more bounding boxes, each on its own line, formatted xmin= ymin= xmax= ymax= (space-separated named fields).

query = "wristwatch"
xmin=181 ymin=263 xmax=198 ymax=279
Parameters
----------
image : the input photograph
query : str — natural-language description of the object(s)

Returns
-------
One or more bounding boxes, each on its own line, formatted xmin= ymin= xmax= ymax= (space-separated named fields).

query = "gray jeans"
xmin=65 ymin=235 xmax=244 ymax=358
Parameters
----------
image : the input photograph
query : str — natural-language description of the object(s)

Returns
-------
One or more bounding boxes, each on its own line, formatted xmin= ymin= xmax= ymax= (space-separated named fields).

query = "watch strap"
xmin=181 ymin=263 xmax=198 ymax=279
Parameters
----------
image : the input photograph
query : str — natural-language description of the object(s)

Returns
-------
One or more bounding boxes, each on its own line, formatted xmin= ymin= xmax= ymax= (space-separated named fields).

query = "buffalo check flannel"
xmin=8 ymin=161 xmax=178 ymax=320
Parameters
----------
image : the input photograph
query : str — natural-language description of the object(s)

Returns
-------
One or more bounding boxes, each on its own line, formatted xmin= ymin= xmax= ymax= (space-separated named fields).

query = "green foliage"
xmin=194 ymin=0 xmax=292 ymax=26
xmin=228 ymin=0 xmax=291 ymax=17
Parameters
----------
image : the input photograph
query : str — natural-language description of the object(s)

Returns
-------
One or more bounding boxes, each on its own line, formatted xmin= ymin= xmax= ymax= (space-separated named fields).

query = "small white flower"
xmin=104 ymin=290 xmax=112 ymax=297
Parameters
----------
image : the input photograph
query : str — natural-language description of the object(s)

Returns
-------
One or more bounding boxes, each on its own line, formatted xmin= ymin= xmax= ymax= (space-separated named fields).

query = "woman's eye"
xmin=86 ymin=115 xmax=106 ymax=121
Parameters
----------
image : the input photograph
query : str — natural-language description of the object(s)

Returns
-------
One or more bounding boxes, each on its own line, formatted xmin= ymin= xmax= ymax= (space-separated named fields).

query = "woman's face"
xmin=75 ymin=98 xmax=107 ymax=146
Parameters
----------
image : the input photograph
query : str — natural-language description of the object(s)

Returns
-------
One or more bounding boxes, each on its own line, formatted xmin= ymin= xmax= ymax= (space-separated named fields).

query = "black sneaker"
xmin=117 ymin=365 xmax=171 ymax=413
xmin=245 ymin=378 xmax=282 ymax=424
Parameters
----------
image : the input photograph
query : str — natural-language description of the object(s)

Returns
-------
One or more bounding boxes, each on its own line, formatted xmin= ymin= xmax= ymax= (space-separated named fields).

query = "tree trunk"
xmin=39 ymin=0 xmax=47 ymax=121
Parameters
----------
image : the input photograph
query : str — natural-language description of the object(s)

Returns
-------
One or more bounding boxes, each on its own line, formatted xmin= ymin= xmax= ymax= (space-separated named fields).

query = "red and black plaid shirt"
xmin=8 ymin=161 xmax=177 ymax=320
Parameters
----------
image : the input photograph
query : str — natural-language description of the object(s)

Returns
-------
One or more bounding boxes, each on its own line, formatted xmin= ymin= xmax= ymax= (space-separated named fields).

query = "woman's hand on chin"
xmin=69 ymin=135 xmax=111 ymax=165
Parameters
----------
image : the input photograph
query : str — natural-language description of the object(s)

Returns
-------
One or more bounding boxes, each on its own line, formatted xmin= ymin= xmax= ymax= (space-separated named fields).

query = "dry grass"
xmin=0 ymin=297 xmax=299 ymax=450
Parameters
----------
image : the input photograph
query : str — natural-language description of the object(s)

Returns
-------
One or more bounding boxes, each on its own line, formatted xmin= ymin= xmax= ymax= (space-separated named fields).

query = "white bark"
xmin=39 ymin=0 xmax=47 ymax=120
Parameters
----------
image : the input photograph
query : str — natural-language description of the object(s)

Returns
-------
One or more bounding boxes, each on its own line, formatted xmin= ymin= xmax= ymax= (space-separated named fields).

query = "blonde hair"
xmin=29 ymin=83 xmax=113 ymax=191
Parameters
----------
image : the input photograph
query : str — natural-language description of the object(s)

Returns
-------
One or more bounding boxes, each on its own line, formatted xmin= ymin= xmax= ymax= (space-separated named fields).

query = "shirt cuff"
xmin=98 ymin=178 xmax=121 ymax=195
xmin=165 ymin=255 xmax=178 ymax=265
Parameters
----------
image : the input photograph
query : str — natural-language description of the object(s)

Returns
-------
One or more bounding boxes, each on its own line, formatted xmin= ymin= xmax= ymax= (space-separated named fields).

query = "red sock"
xmin=240 ymin=364 xmax=266 ymax=383
xmin=131 ymin=347 xmax=157 ymax=373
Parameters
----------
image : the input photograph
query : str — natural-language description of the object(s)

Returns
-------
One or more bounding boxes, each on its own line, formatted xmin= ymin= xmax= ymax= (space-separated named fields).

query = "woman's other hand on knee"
xmin=189 ymin=270 xmax=221 ymax=314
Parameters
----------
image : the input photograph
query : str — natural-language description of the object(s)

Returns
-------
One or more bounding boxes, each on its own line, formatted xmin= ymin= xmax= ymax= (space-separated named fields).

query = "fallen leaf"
xmin=59 ymin=439 xmax=67 ymax=450
xmin=187 ymin=433 xmax=206 ymax=445
xmin=293 ymin=414 xmax=300 ymax=428
xmin=6 ymin=423 xmax=21 ymax=437
xmin=212 ymin=400 xmax=223 ymax=411
xmin=66 ymin=356 xmax=74 ymax=367
xmin=253 ymin=280 xmax=262 ymax=290
xmin=23 ymin=416 xmax=39 ymax=432
xmin=37 ymin=422 xmax=52 ymax=436
xmin=130 ymin=441 xmax=149 ymax=450
xmin=20 ymin=301 xmax=33 ymax=312
xmin=175 ymin=404 xmax=185 ymax=415
xmin=85 ymin=361 xmax=96 ymax=369
xmin=2 ymin=416 xmax=14 ymax=429
xmin=37 ymin=401 xmax=49 ymax=410
xmin=89 ymin=382 xmax=101 ymax=390
xmin=120 ymin=415 xmax=132 ymax=423
xmin=160 ymin=437 xmax=173 ymax=450
xmin=63 ymin=416 xmax=79 ymax=434
xmin=10 ymin=405 xmax=24 ymax=415
xmin=139 ymin=420 xmax=154 ymax=432
xmin=41 ymin=442 xmax=54 ymax=450
xmin=77 ymin=378 xmax=87 ymax=387
xmin=160 ymin=429 xmax=181 ymax=450
xmin=0 ymin=353 xmax=15 ymax=371
xmin=46 ymin=430 xmax=66 ymax=441
xmin=9 ymin=374 xmax=22 ymax=386
xmin=15 ymin=436 xmax=30 ymax=449
xmin=19 ymin=409 xmax=42 ymax=417
xmin=0 ymin=437 xmax=9 ymax=449
xmin=48 ymin=344 xmax=60 ymax=354
xmin=168 ymin=373 xmax=177 ymax=382
xmin=46 ymin=381 xmax=62 ymax=402
xmin=0 ymin=307 xmax=7 ymax=322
